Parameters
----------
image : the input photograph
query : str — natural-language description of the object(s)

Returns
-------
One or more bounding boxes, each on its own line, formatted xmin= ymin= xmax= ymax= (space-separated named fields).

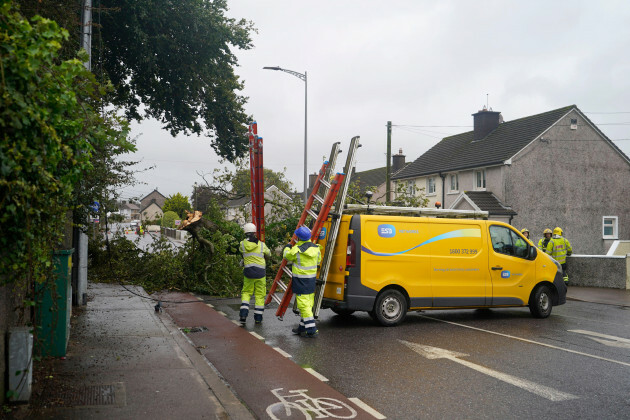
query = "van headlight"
xmin=549 ymin=255 xmax=562 ymax=272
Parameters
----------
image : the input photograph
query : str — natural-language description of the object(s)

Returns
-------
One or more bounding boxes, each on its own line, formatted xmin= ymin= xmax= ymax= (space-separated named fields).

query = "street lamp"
xmin=263 ymin=66 xmax=308 ymax=202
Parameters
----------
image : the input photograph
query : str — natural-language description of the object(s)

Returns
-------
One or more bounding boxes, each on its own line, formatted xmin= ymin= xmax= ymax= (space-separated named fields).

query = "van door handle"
xmin=491 ymin=266 xmax=503 ymax=271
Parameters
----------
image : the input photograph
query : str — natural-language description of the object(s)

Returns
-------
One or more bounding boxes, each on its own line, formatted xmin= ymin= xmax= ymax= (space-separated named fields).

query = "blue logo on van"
xmin=501 ymin=270 xmax=510 ymax=278
xmin=378 ymin=224 xmax=396 ymax=238
xmin=319 ymin=227 xmax=327 ymax=240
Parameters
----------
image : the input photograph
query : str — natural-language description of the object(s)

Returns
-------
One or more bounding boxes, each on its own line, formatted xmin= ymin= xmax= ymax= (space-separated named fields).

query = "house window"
xmin=570 ymin=118 xmax=578 ymax=130
xmin=427 ymin=178 xmax=436 ymax=195
xmin=407 ymin=180 xmax=416 ymax=195
xmin=603 ymin=216 xmax=618 ymax=239
xmin=475 ymin=169 xmax=486 ymax=190
xmin=449 ymin=174 xmax=459 ymax=192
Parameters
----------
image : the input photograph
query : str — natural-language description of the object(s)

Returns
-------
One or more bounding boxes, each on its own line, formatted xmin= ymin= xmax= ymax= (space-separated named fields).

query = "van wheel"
xmin=529 ymin=285 xmax=553 ymax=318
xmin=374 ymin=290 xmax=407 ymax=326
xmin=331 ymin=308 xmax=355 ymax=317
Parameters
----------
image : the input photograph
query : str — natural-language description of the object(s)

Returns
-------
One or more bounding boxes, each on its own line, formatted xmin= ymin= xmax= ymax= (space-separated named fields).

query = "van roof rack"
xmin=343 ymin=204 xmax=488 ymax=219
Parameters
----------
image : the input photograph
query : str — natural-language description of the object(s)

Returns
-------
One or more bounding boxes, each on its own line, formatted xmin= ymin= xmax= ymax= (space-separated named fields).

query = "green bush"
xmin=162 ymin=211 xmax=179 ymax=228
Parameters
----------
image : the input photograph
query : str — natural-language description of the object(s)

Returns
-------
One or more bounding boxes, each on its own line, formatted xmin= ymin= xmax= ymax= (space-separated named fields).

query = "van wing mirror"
xmin=528 ymin=246 xmax=537 ymax=260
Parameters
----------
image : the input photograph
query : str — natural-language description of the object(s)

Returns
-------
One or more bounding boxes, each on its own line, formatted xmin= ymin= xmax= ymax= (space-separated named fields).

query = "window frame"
xmin=407 ymin=180 xmax=416 ymax=196
xmin=474 ymin=169 xmax=486 ymax=190
xmin=426 ymin=177 xmax=436 ymax=195
xmin=603 ymin=216 xmax=618 ymax=239
xmin=489 ymin=225 xmax=531 ymax=260
xmin=449 ymin=173 xmax=459 ymax=193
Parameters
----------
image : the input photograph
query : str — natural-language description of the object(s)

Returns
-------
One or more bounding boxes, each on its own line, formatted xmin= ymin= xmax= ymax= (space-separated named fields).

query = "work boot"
xmin=292 ymin=325 xmax=305 ymax=335
xmin=254 ymin=305 xmax=264 ymax=324
xmin=239 ymin=317 xmax=247 ymax=325
xmin=305 ymin=329 xmax=319 ymax=338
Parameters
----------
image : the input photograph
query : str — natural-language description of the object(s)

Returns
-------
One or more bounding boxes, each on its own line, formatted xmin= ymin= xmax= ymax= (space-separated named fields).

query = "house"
xmin=392 ymin=105 xmax=630 ymax=255
xmin=139 ymin=189 xmax=167 ymax=221
xmin=119 ymin=201 xmax=140 ymax=221
xmin=225 ymin=185 xmax=293 ymax=225
xmin=348 ymin=149 xmax=408 ymax=203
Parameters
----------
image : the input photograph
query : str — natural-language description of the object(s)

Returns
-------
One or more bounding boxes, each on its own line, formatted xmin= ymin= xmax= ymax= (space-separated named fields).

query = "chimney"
xmin=392 ymin=148 xmax=406 ymax=174
xmin=308 ymin=172 xmax=318 ymax=189
xmin=472 ymin=107 xmax=502 ymax=141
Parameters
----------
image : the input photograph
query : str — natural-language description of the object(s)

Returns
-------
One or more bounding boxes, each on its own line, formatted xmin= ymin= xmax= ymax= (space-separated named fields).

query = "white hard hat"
xmin=243 ymin=223 xmax=256 ymax=234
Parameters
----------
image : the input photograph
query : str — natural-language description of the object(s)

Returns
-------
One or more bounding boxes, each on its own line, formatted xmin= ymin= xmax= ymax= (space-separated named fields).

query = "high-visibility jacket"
xmin=239 ymin=238 xmax=270 ymax=279
xmin=537 ymin=237 xmax=551 ymax=254
xmin=545 ymin=235 xmax=572 ymax=264
xmin=283 ymin=240 xmax=322 ymax=294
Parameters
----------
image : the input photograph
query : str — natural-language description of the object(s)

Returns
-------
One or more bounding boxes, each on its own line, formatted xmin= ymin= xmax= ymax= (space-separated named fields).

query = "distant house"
xmin=225 ymin=185 xmax=293 ymax=225
xmin=349 ymin=148 xmax=407 ymax=203
xmin=119 ymin=202 xmax=140 ymax=221
xmin=392 ymin=105 xmax=630 ymax=255
xmin=139 ymin=189 xmax=167 ymax=221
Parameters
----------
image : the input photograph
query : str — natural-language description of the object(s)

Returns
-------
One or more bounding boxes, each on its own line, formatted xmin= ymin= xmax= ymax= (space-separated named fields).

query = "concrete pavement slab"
xmin=23 ymin=283 xmax=253 ymax=419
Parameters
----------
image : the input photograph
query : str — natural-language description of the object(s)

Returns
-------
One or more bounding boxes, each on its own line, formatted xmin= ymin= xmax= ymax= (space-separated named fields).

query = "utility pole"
xmin=386 ymin=121 xmax=392 ymax=203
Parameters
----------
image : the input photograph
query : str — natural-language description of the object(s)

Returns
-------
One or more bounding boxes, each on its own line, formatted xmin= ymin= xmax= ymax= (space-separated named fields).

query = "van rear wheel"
xmin=374 ymin=290 xmax=407 ymax=326
xmin=529 ymin=285 xmax=553 ymax=318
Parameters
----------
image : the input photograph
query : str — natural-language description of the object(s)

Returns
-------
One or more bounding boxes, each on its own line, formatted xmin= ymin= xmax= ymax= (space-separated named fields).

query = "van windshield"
xmin=489 ymin=225 xmax=529 ymax=258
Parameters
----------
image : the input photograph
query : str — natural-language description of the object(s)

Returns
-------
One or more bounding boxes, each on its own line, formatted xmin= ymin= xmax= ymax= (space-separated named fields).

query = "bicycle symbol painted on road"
xmin=266 ymin=388 xmax=357 ymax=419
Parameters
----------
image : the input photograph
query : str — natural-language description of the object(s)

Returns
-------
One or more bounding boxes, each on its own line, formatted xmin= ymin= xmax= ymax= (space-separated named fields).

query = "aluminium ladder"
xmin=265 ymin=142 xmax=342 ymax=319
xmin=313 ymin=136 xmax=361 ymax=318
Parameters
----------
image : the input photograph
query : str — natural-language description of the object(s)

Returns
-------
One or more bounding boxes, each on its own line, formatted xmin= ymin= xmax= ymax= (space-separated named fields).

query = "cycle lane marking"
xmin=273 ymin=347 xmax=292 ymax=358
xmin=304 ymin=368 xmax=329 ymax=382
xmin=400 ymin=340 xmax=577 ymax=402
xmin=421 ymin=315 xmax=630 ymax=368
xmin=348 ymin=398 xmax=386 ymax=419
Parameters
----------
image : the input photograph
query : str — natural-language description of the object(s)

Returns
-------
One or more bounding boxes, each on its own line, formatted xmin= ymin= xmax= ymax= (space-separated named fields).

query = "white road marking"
xmin=569 ymin=329 xmax=630 ymax=348
xmin=273 ymin=347 xmax=292 ymax=358
xmin=304 ymin=368 xmax=329 ymax=382
xmin=421 ymin=315 xmax=630 ymax=368
xmin=249 ymin=331 xmax=265 ymax=341
xmin=196 ymin=296 xmax=204 ymax=301
xmin=216 ymin=311 xmax=227 ymax=317
xmin=348 ymin=397 xmax=386 ymax=419
xmin=399 ymin=340 xmax=577 ymax=402
xmin=205 ymin=303 xmax=214 ymax=308
xmin=231 ymin=320 xmax=241 ymax=326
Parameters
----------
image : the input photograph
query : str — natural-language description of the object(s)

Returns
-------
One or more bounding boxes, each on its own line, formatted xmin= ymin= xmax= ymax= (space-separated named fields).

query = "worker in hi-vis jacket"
xmin=283 ymin=226 xmax=322 ymax=338
xmin=239 ymin=223 xmax=270 ymax=325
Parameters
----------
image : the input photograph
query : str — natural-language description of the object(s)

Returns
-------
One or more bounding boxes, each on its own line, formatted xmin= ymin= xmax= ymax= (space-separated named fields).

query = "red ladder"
xmin=265 ymin=142 xmax=342 ymax=320
xmin=248 ymin=122 xmax=265 ymax=240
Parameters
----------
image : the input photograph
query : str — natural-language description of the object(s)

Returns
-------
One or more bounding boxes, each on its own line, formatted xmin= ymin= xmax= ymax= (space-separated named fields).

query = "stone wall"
xmin=568 ymin=255 xmax=629 ymax=289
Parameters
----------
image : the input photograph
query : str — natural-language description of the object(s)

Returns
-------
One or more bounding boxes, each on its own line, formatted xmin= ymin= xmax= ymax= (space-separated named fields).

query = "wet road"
xmin=107 ymin=223 xmax=184 ymax=251
xmin=206 ymin=297 xmax=630 ymax=419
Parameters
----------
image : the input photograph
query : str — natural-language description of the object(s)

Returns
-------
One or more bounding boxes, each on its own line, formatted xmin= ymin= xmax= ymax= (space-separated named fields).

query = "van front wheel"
xmin=529 ymin=285 xmax=553 ymax=318
xmin=374 ymin=290 xmax=407 ymax=326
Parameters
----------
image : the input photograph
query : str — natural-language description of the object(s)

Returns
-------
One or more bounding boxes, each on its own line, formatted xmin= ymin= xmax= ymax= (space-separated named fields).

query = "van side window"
xmin=489 ymin=226 xmax=529 ymax=258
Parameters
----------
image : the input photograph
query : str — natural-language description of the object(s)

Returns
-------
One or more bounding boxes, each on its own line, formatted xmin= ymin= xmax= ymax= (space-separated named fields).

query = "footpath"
xmin=11 ymin=283 xmax=630 ymax=419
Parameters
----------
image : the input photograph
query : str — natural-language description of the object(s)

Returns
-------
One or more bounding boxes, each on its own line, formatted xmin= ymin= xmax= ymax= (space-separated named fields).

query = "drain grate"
xmin=47 ymin=383 xmax=125 ymax=407
xmin=181 ymin=326 xmax=209 ymax=333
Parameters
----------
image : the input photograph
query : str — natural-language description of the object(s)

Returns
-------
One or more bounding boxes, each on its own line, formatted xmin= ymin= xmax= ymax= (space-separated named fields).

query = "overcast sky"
xmin=119 ymin=0 xmax=630 ymax=202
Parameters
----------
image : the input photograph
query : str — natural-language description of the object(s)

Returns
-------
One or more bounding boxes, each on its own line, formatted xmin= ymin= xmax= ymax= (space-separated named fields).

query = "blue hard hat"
xmin=294 ymin=226 xmax=311 ymax=241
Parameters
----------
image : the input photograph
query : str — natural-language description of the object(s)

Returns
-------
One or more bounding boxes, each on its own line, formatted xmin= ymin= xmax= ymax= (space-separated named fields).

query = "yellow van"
xmin=317 ymin=213 xmax=567 ymax=326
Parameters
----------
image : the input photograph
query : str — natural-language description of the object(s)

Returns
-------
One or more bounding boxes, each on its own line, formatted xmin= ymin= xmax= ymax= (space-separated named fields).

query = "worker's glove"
xmin=284 ymin=243 xmax=292 ymax=250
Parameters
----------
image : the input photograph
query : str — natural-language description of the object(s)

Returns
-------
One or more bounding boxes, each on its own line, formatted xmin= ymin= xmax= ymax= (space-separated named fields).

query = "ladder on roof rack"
xmin=265 ymin=142 xmax=342 ymax=320
xmin=312 ymin=136 xmax=361 ymax=318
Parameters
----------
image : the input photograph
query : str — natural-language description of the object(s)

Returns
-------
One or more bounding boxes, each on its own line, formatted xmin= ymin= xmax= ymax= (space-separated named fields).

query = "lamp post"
xmin=263 ymin=66 xmax=308 ymax=202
